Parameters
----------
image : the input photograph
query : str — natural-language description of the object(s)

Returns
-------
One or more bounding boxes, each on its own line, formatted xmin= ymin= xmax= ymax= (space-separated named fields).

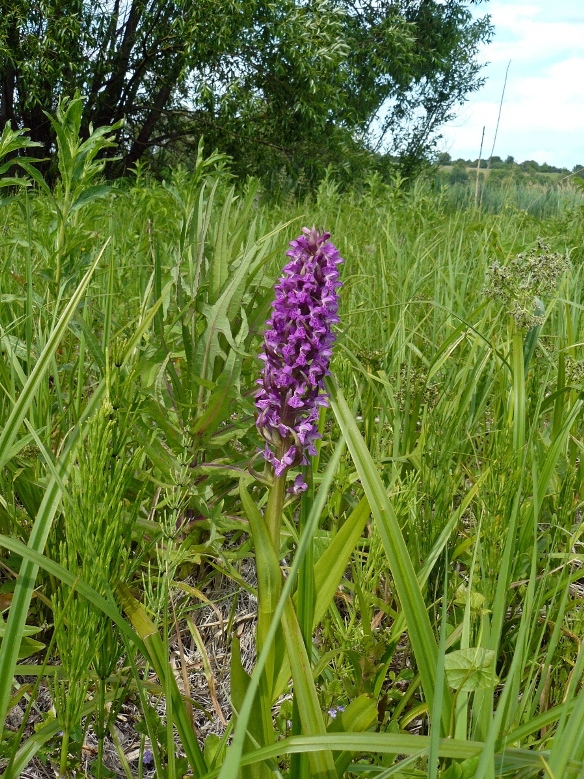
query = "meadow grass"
xmin=443 ymin=178 xmax=584 ymax=218
xmin=1 ymin=119 xmax=584 ymax=778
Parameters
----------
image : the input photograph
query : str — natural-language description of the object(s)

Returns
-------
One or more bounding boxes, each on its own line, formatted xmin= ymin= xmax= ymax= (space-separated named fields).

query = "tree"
xmin=449 ymin=161 xmax=468 ymax=184
xmin=0 ymin=0 xmax=247 ymax=174
xmin=0 ymin=0 xmax=493 ymax=179
xmin=341 ymin=0 xmax=492 ymax=174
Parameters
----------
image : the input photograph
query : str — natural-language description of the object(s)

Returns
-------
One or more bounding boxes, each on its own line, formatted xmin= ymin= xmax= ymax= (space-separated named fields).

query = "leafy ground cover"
xmin=2 ymin=109 xmax=584 ymax=778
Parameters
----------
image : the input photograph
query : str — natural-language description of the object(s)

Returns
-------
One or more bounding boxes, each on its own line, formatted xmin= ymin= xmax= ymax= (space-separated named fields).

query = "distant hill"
xmin=436 ymin=153 xmax=584 ymax=187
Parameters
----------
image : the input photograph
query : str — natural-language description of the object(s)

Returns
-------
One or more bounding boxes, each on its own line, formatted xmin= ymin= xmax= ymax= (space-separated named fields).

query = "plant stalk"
xmin=265 ymin=472 xmax=286 ymax=553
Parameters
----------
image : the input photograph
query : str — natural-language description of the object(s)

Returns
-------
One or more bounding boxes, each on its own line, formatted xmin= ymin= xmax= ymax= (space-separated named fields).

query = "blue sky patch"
xmin=441 ymin=1 xmax=584 ymax=168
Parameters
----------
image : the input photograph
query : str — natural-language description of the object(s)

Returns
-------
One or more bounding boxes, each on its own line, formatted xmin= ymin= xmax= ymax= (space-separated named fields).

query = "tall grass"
xmin=443 ymin=177 xmax=584 ymax=217
xmin=1 ymin=111 xmax=584 ymax=778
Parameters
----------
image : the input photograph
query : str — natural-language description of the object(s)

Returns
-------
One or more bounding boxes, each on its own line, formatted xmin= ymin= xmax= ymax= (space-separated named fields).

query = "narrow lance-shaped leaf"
xmin=0 ymin=382 xmax=106 ymax=734
xmin=0 ymin=242 xmax=107 ymax=471
xmin=243 ymin=485 xmax=336 ymax=779
xmin=326 ymin=375 xmax=452 ymax=733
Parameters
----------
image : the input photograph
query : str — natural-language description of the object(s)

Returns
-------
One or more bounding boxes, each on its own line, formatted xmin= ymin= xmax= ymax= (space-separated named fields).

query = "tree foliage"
xmin=0 ymin=0 xmax=492 ymax=179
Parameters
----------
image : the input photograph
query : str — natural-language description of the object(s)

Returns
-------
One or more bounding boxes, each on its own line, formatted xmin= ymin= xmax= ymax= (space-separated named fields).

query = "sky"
xmin=440 ymin=1 xmax=584 ymax=169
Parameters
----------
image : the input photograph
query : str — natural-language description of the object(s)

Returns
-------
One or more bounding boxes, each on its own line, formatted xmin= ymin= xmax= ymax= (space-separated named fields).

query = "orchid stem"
xmin=265 ymin=472 xmax=286 ymax=553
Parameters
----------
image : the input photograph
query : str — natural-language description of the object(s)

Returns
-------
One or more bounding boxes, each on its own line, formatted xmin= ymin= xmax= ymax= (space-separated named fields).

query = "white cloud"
xmin=517 ymin=57 xmax=584 ymax=113
xmin=481 ymin=2 xmax=584 ymax=63
xmin=488 ymin=3 xmax=539 ymax=27
xmin=441 ymin=2 xmax=584 ymax=167
xmin=484 ymin=23 xmax=584 ymax=65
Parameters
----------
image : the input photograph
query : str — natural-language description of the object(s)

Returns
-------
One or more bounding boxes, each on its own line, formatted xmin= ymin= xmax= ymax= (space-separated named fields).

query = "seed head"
xmin=485 ymin=239 xmax=570 ymax=329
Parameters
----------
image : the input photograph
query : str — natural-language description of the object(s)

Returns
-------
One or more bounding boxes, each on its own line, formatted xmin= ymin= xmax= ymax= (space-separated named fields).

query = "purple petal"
xmin=255 ymin=228 xmax=342 ymax=482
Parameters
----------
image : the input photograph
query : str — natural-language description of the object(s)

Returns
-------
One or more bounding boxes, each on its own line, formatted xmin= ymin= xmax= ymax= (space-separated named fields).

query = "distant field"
xmin=439 ymin=164 xmax=571 ymax=182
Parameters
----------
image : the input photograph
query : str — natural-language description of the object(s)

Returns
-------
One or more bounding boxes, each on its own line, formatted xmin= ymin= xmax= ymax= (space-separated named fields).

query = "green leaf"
xmin=209 ymin=187 xmax=235 ymax=304
xmin=0 ymin=248 xmax=110 ymax=734
xmin=0 ymin=616 xmax=46 ymax=660
xmin=310 ymin=496 xmax=370 ymax=628
xmin=117 ymin=584 xmax=208 ymax=777
xmin=326 ymin=376 xmax=451 ymax=733
xmin=0 ymin=242 xmax=107 ymax=471
xmin=0 ymin=123 xmax=43 ymax=168
xmin=0 ymin=177 xmax=33 ymax=189
xmin=281 ymin=601 xmax=337 ymax=779
xmin=230 ymin=637 xmax=274 ymax=779
xmin=204 ymin=734 xmax=227 ymax=772
xmin=0 ymin=622 xmax=40 ymax=638
xmin=15 ymin=636 xmax=46 ymax=660
xmin=327 ymin=695 xmax=378 ymax=776
xmin=202 ymin=731 xmax=584 ymax=778
xmin=120 ymin=279 xmax=173 ymax=368
xmin=217 ymin=441 xmax=345 ymax=779
xmin=70 ymin=184 xmax=112 ymax=212
xmin=192 ymin=374 xmax=237 ymax=446
xmin=242 ymin=480 xmax=336 ymax=779
xmin=444 ymin=648 xmax=497 ymax=693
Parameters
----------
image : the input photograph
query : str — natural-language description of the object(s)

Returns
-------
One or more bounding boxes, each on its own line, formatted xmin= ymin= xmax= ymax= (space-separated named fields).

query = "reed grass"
xmin=1 ymin=113 xmax=584 ymax=777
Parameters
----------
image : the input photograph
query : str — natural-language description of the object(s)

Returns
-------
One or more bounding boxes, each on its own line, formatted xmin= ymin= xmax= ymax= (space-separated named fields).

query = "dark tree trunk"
xmin=0 ymin=18 xmax=18 ymax=129
xmin=90 ymin=0 xmax=146 ymax=129
xmin=122 ymin=78 xmax=176 ymax=171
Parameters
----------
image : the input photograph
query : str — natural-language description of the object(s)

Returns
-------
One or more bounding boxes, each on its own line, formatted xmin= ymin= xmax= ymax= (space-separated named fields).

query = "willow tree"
xmin=0 ymin=0 xmax=492 ymax=178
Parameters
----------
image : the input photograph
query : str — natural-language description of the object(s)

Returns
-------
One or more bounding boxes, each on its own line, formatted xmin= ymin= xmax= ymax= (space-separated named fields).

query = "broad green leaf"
xmin=0 ymin=621 xmax=46 ymax=660
xmin=310 ymin=495 xmax=370 ymax=628
xmin=204 ymin=734 xmax=227 ymax=773
xmin=327 ymin=695 xmax=378 ymax=776
xmin=444 ymin=648 xmax=497 ymax=693
xmin=0 ymin=124 xmax=42 ymax=161
xmin=454 ymin=585 xmax=486 ymax=612
xmin=0 ymin=622 xmax=40 ymax=638
xmin=70 ymin=184 xmax=111 ymax=212
xmin=15 ymin=636 xmax=46 ymax=660
xmin=230 ymin=636 xmax=275 ymax=779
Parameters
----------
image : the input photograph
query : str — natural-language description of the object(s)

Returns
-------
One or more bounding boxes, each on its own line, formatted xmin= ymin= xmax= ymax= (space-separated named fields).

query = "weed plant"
xmin=1 ymin=106 xmax=584 ymax=778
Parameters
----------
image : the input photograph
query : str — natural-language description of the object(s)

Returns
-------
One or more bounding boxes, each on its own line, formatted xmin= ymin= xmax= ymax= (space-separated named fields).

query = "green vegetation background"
xmin=1 ymin=110 xmax=584 ymax=777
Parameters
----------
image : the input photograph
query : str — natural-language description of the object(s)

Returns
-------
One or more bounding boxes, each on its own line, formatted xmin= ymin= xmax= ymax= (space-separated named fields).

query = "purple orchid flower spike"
xmin=255 ymin=226 xmax=343 ymax=490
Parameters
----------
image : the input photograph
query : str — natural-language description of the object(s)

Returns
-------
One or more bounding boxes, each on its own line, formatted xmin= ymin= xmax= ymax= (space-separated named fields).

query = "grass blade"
xmin=0 ymin=242 xmax=107 ymax=470
xmin=326 ymin=375 xmax=452 ymax=733
xmin=218 ymin=437 xmax=345 ymax=779
xmin=0 ymin=383 xmax=105 ymax=732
